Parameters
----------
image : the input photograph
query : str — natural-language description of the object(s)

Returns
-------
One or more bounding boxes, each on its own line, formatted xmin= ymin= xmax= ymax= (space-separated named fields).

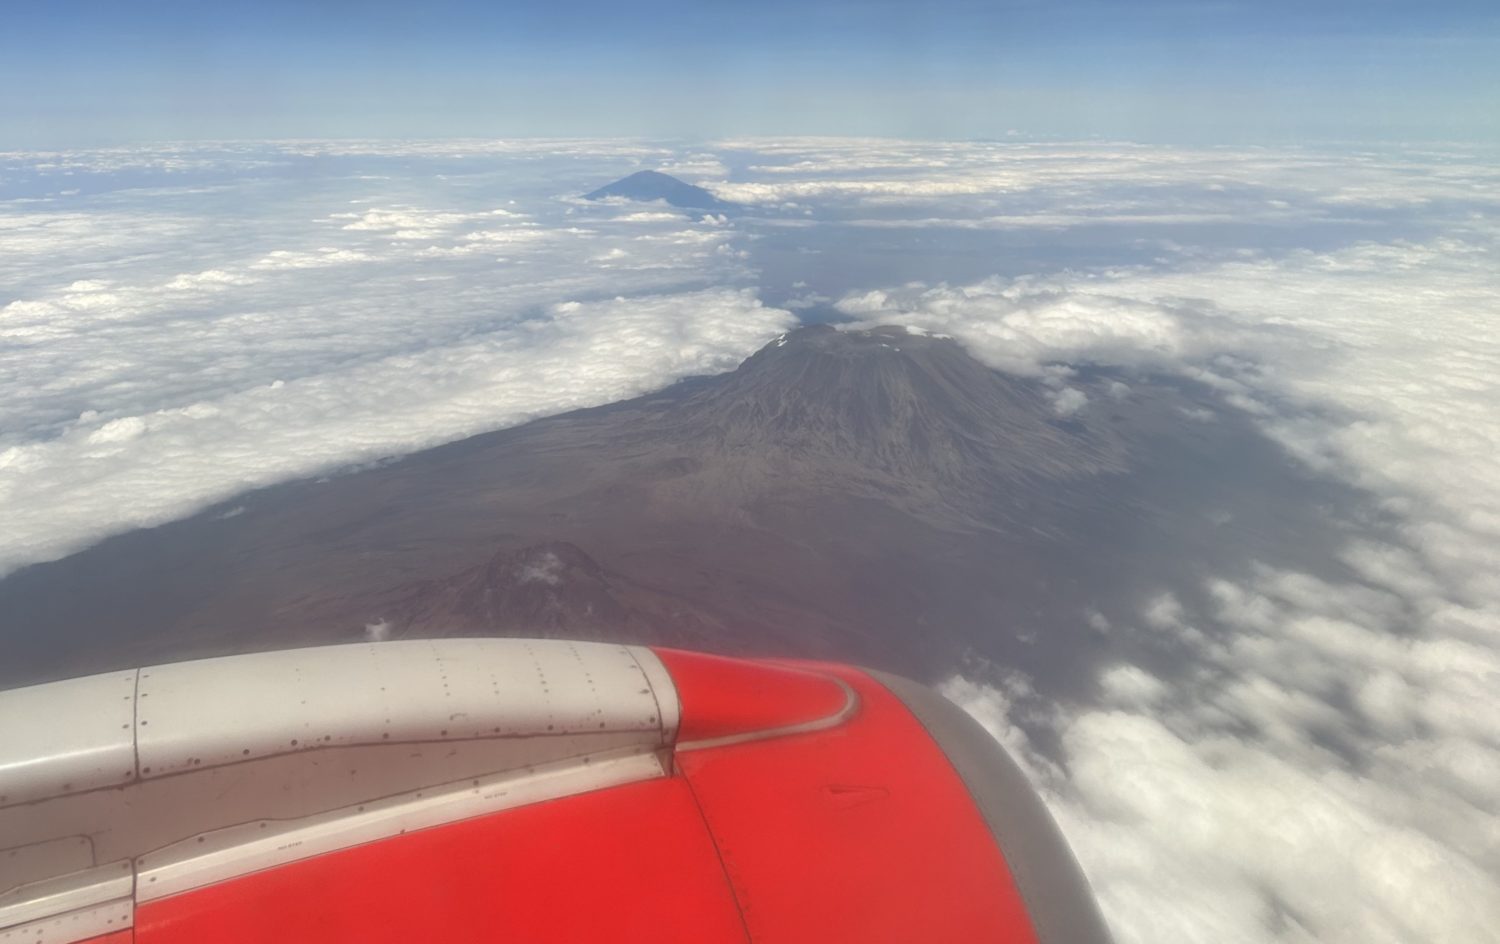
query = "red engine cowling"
xmin=0 ymin=640 xmax=1109 ymax=943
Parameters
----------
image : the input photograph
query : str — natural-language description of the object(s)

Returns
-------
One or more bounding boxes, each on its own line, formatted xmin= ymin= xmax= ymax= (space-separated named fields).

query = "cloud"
xmin=613 ymin=210 xmax=686 ymax=223
xmin=1097 ymin=665 xmax=1165 ymax=706
xmin=895 ymin=228 xmax=1500 ymax=940
xmin=837 ymin=282 xmax=1194 ymax=376
xmin=162 ymin=268 xmax=254 ymax=290
xmin=0 ymin=145 xmax=788 ymax=576
xmin=0 ymin=286 xmax=791 ymax=576
xmin=947 ymin=553 xmax=1500 ymax=944
xmin=335 ymin=205 xmax=530 ymax=240
xmin=654 ymin=155 xmax=730 ymax=179
xmin=839 ymin=237 xmax=1500 ymax=580
xmin=1049 ymin=386 xmax=1088 ymax=416
xmin=704 ymin=140 xmax=1500 ymax=242
xmin=250 ymin=248 xmax=375 ymax=270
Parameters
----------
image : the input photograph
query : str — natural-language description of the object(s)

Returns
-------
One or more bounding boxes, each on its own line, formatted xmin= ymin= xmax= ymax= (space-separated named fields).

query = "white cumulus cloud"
xmin=911 ymin=229 xmax=1500 ymax=941
xmin=0 ymin=145 xmax=789 ymax=576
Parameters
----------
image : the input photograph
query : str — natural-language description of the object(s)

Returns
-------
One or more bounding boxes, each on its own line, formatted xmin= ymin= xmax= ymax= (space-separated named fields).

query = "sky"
xmin=3 ymin=0 xmax=1499 ymax=145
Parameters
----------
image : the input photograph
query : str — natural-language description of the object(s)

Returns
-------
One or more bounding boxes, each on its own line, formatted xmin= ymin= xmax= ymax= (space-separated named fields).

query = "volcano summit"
xmin=584 ymin=170 xmax=737 ymax=213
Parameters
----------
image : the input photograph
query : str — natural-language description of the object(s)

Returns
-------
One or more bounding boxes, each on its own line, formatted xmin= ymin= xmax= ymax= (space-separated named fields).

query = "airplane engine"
xmin=0 ymin=639 xmax=1110 ymax=943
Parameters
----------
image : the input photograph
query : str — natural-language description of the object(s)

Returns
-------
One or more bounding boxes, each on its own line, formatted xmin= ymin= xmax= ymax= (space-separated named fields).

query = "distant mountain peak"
xmin=584 ymin=170 xmax=736 ymax=213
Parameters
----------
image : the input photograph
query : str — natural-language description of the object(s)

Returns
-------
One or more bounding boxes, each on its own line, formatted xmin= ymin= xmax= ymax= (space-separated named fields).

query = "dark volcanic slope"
xmin=670 ymin=326 xmax=1124 ymax=506
xmin=584 ymin=170 xmax=736 ymax=212
xmin=0 ymin=326 xmax=1366 ymax=693
xmin=386 ymin=541 xmax=733 ymax=646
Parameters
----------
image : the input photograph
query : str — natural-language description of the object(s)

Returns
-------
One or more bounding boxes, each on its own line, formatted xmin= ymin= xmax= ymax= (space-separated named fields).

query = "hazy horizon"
xmin=5 ymin=0 xmax=1498 ymax=146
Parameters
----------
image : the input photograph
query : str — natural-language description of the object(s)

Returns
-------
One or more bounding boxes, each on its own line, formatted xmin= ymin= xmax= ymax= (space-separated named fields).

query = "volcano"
xmin=0 ymin=326 xmax=1358 ymax=693
xmin=584 ymin=170 xmax=737 ymax=213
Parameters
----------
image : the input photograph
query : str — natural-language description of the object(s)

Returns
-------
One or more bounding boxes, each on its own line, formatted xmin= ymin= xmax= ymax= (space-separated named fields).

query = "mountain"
xmin=0 ymin=326 xmax=1362 ymax=696
xmin=583 ymin=170 xmax=736 ymax=212
xmin=665 ymin=325 xmax=1124 ymax=506
xmin=385 ymin=541 xmax=733 ymax=646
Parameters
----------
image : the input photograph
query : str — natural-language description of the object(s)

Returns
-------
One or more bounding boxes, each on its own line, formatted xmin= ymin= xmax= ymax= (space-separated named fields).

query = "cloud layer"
xmin=5 ymin=138 xmax=1499 ymax=942
xmin=0 ymin=145 xmax=792 ymax=574
xmin=845 ymin=222 xmax=1500 ymax=939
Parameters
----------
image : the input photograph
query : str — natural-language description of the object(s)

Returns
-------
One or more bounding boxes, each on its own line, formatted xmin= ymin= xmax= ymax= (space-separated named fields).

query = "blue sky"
xmin=3 ymin=0 xmax=1498 ymax=144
